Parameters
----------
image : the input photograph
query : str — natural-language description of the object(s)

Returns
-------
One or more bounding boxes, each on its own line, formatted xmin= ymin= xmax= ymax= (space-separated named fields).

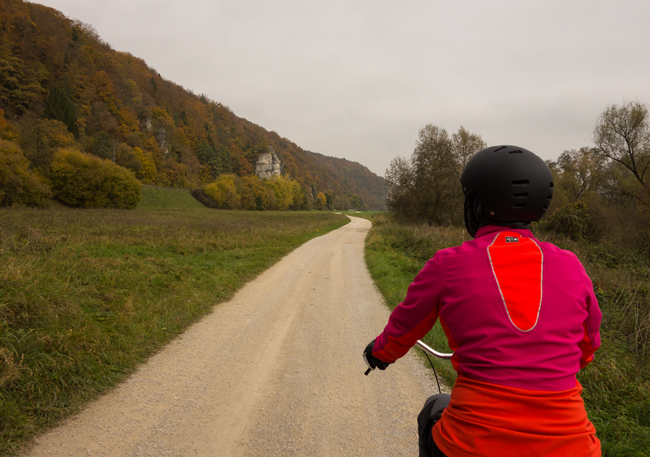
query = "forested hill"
xmin=0 ymin=0 xmax=385 ymax=210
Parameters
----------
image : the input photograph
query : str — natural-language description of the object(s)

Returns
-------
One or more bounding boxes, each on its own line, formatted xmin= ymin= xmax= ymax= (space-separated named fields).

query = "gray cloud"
xmin=35 ymin=0 xmax=650 ymax=175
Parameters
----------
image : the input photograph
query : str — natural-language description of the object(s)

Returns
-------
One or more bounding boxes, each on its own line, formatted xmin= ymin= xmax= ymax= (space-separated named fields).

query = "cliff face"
xmin=255 ymin=147 xmax=283 ymax=179
xmin=0 ymin=0 xmax=386 ymax=209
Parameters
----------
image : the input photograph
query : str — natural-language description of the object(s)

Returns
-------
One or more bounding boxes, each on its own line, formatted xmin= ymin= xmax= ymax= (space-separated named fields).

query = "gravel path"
xmin=21 ymin=216 xmax=444 ymax=457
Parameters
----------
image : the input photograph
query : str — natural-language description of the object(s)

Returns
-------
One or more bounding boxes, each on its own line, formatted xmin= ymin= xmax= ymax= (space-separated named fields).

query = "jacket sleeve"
xmin=373 ymin=253 xmax=445 ymax=363
xmin=578 ymin=262 xmax=602 ymax=368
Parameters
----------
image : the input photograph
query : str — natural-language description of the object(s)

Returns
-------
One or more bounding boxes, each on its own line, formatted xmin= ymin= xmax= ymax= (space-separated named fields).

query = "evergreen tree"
xmin=43 ymin=83 xmax=79 ymax=138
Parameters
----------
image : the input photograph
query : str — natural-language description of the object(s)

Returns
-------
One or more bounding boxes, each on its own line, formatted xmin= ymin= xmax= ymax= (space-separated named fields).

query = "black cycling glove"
xmin=364 ymin=339 xmax=390 ymax=370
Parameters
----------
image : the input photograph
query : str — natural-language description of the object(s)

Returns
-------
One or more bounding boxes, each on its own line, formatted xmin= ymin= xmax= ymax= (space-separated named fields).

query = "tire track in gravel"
xmin=21 ymin=216 xmax=443 ymax=457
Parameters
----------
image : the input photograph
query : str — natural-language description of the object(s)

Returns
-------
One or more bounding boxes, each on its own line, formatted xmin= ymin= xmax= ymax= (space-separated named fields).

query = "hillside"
xmin=0 ymin=0 xmax=385 ymax=209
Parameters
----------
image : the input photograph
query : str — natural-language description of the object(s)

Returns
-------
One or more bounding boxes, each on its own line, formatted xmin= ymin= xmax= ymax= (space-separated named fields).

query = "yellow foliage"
xmin=133 ymin=147 xmax=157 ymax=182
xmin=50 ymin=148 xmax=141 ymax=209
xmin=151 ymin=107 xmax=174 ymax=123
xmin=17 ymin=118 xmax=77 ymax=178
xmin=265 ymin=176 xmax=302 ymax=210
xmin=125 ymin=79 xmax=141 ymax=104
xmin=204 ymin=174 xmax=240 ymax=209
xmin=238 ymin=175 xmax=272 ymax=210
xmin=94 ymin=71 xmax=120 ymax=115
xmin=0 ymin=140 xmax=51 ymax=207
xmin=118 ymin=108 xmax=140 ymax=136
xmin=316 ymin=192 xmax=327 ymax=207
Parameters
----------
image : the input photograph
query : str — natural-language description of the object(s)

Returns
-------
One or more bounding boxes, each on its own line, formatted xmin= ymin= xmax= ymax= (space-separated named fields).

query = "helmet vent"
xmin=550 ymin=182 xmax=554 ymax=188
xmin=512 ymin=179 xmax=529 ymax=186
xmin=514 ymin=192 xmax=528 ymax=198
xmin=494 ymin=146 xmax=507 ymax=152
xmin=513 ymin=203 xmax=526 ymax=209
xmin=508 ymin=149 xmax=523 ymax=154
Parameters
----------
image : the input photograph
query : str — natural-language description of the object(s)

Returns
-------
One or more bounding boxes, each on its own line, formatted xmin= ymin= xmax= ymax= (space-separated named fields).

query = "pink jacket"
xmin=373 ymin=225 xmax=602 ymax=391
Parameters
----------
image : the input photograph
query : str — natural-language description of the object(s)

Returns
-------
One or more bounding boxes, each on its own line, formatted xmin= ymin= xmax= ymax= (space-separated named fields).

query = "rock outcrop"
xmin=255 ymin=147 xmax=283 ymax=179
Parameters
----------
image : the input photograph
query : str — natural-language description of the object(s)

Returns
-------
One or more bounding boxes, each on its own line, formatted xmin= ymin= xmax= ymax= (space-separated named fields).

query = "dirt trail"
xmin=22 ymin=217 xmax=443 ymax=457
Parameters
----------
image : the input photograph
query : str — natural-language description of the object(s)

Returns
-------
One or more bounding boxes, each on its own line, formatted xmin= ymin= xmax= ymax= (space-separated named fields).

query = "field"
xmin=364 ymin=214 xmax=650 ymax=457
xmin=0 ymin=207 xmax=348 ymax=455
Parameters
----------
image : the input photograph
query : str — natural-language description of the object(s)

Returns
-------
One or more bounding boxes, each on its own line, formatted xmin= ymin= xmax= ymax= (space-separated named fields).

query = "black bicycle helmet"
xmin=460 ymin=145 xmax=554 ymax=232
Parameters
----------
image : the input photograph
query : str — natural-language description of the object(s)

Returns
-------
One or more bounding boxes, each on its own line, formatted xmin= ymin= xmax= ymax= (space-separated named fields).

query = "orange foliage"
xmin=94 ymin=71 xmax=120 ymax=114
xmin=0 ymin=0 xmax=385 ymax=208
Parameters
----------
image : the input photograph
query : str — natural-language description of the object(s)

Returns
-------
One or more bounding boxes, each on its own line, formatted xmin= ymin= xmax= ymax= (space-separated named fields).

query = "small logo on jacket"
xmin=505 ymin=236 xmax=519 ymax=243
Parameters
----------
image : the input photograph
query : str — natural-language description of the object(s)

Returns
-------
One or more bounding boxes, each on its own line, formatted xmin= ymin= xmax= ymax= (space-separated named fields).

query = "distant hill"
xmin=0 ymin=0 xmax=385 ymax=209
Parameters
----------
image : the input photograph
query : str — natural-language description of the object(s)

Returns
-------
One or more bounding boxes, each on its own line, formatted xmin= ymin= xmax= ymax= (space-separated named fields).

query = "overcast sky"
xmin=34 ymin=0 xmax=650 ymax=176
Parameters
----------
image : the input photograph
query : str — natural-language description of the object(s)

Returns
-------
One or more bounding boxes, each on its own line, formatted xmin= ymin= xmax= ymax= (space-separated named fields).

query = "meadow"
xmin=364 ymin=214 xmax=650 ymax=457
xmin=0 ymin=205 xmax=348 ymax=454
xmin=137 ymin=186 xmax=206 ymax=210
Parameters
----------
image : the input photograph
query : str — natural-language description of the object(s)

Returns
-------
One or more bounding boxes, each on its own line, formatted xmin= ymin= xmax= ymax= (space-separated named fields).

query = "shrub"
xmin=237 ymin=175 xmax=273 ymax=210
xmin=0 ymin=140 xmax=51 ymax=207
xmin=539 ymin=201 xmax=591 ymax=241
xmin=201 ymin=174 xmax=307 ymax=211
xmin=50 ymin=148 xmax=141 ymax=209
xmin=190 ymin=187 xmax=219 ymax=208
xmin=204 ymin=174 xmax=240 ymax=209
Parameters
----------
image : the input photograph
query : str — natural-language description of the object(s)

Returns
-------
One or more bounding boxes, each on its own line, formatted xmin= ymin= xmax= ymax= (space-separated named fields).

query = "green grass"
xmin=0 ymin=208 xmax=348 ymax=455
xmin=364 ymin=214 xmax=650 ymax=457
xmin=137 ymin=186 xmax=206 ymax=210
xmin=364 ymin=214 xmax=466 ymax=385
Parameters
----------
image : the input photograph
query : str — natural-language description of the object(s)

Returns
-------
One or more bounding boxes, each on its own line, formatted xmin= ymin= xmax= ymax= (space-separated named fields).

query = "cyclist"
xmin=364 ymin=145 xmax=602 ymax=457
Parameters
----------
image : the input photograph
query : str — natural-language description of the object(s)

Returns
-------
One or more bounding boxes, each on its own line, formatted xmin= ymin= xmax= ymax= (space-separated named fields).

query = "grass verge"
xmin=137 ymin=186 xmax=206 ymax=210
xmin=0 ymin=208 xmax=348 ymax=455
xmin=364 ymin=214 xmax=650 ymax=457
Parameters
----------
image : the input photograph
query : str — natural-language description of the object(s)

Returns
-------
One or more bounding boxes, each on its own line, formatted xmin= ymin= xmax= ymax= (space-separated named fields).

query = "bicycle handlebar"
xmin=364 ymin=340 xmax=453 ymax=375
xmin=415 ymin=340 xmax=453 ymax=360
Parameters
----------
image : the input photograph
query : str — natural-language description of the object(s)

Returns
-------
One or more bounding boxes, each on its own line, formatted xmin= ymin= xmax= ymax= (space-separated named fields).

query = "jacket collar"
xmin=474 ymin=225 xmax=535 ymax=240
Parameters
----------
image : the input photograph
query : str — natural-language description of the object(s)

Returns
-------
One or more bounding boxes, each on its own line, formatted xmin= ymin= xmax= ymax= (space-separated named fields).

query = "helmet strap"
xmin=464 ymin=193 xmax=485 ymax=238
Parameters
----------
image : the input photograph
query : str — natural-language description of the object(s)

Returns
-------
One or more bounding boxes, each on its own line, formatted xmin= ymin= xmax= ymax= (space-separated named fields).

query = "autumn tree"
xmin=195 ymin=139 xmax=231 ymax=179
xmin=316 ymin=192 xmax=327 ymax=208
xmin=17 ymin=117 xmax=77 ymax=177
xmin=85 ymin=101 xmax=119 ymax=137
xmin=386 ymin=124 xmax=486 ymax=225
xmin=0 ymin=109 xmax=18 ymax=140
xmin=0 ymin=1 xmax=387 ymax=209
xmin=593 ymin=100 xmax=650 ymax=206
xmin=265 ymin=176 xmax=303 ymax=210
xmin=453 ymin=126 xmax=486 ymax=169
xmin=0 ymin=139 xmax=51 ymax=206
xmin=541 ymin=149 xmax=606 ymax=241
xmin=133 ymin=147 xmax=157 ymax=183
xmin=114 ymin=142 xmax=141 ymax=172
xmin=350 ymin=194 xmax=365 ymax=210
xmin=554 ymin=148 xmax=604 ymax=204
xmin=94 ymin=71 xmax=120 ymax=115
xmin=204 ymin=174 xmax=240 ymax=209
xmin=0 ymin=54 xmax=43 ymax=114
xmin=237 ymin=175 xmax=273 ymax=210
xmin=50 ymin=149 xmax=141 ymax=209
xmin=385 ymin=156 xmax=415 ymax=217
